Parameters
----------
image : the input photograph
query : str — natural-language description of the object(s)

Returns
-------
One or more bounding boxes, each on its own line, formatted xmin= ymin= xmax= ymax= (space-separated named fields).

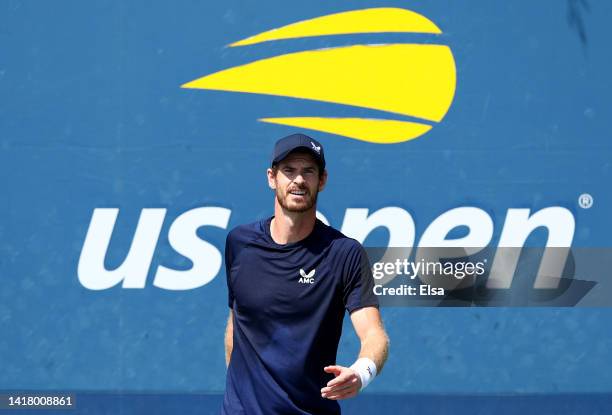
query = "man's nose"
xmin=293 ymin=173 xmax=306 ymax=184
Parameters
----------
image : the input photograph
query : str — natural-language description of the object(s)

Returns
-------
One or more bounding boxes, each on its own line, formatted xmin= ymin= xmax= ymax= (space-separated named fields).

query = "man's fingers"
xmin=326 ymin=372 xmax=351 ymax=387
xmin=323 ymin=388 xmax=358 ymax=400
xmin=323 ymin=365 xmax=341 ymax=376
xmin=321 ymin=365 xmax=361 ymax=400
xmin=321 ymin=377 xmax=358 ymax=394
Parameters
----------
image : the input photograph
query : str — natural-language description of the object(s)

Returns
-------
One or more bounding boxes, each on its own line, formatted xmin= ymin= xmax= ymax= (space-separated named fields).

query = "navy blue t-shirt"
xmin=222 ymin=216 xmax=378 ymax=415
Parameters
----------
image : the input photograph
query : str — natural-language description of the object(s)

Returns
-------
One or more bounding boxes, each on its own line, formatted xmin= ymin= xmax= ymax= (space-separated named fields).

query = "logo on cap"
xmin=310 ymin=142 xmax=321 ymax=153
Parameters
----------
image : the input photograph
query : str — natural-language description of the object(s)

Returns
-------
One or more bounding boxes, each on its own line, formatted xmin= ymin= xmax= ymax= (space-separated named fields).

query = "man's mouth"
xmin=289 ymin=189 xmax=307 ymax=196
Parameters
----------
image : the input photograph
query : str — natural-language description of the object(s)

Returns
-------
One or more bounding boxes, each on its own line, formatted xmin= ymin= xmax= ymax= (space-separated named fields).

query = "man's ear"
xmin=267 ymin=168 xmax=276 ymax=190
xmin=318 ymin=169 xmax=328 ymax=192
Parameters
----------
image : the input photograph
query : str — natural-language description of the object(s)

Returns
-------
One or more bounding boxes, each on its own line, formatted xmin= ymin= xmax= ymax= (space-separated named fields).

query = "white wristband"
xmin=350 ymin=357 xmax=377 ymax=391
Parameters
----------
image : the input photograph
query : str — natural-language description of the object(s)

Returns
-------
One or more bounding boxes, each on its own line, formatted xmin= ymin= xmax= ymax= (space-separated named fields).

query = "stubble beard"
xmin=276 ymin=185 xmax=319 ymax=213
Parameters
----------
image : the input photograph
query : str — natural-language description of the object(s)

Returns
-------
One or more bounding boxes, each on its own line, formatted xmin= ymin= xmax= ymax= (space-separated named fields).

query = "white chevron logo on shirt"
xmin=299 ymin=268 xmax=315 ymax=284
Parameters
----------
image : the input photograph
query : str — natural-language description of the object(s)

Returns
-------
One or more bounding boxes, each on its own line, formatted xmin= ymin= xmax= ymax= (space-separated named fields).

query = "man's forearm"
xmin=225 ymin=311 xmax=233 ymax=367
xmin=358 ymin=329 xmax=389 ymax=373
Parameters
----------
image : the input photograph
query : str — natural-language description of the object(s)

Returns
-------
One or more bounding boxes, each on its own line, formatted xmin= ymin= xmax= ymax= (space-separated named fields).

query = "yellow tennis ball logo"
xmin=182 ymin=7 xmax=456 ymax=144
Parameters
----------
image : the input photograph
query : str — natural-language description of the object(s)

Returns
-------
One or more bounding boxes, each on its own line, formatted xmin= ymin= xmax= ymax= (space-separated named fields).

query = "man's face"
xmin=267 ymin=151 xmax=327 ymax=213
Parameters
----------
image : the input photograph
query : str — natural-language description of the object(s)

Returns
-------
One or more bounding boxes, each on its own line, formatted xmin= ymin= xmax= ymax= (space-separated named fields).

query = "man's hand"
xmin=320 ymin=365 xmax=361 ymax=400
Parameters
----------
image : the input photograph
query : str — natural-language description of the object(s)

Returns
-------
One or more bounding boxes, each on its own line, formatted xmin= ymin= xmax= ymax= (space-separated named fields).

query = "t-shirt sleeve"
xmin=225 ymin=232 xmax=235 ymax=309
xmin=342 ymin=241 xmax=379 ymax=313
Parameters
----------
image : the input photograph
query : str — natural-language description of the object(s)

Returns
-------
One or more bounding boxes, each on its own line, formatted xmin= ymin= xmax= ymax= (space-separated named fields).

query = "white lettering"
xmin=341 ymin=207 xmax=415 ymax=286
xmin=153 ymin=207 xmax=231 ymax=290
xmin=416 ymin=207 xmax=493 ymax=290
xmin=487 ymin=207 xmax=575 ymax=289
xmin=78 ymin=208 xmax=166 ymax=290
xmin=77 ymin=205 xmax=577 ymax=290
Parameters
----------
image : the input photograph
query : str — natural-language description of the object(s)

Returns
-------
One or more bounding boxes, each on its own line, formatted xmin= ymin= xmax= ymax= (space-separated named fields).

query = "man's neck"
xmin=270 ymin=202 xmax=317 ymax=245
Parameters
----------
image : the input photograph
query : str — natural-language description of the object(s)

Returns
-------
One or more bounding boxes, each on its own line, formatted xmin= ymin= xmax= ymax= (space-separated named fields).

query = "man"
xmin=222 ymin=133 xmax=389 ymax=414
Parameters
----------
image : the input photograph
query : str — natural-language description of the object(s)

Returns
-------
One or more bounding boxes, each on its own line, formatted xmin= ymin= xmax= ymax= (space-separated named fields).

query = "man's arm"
xmin=225 ymin=309 xmax=233 ymax=367
xmin=349 ymin=306 xmax=389 ymax=371
xmin=321 ymin=306 xmax=389 ymax=400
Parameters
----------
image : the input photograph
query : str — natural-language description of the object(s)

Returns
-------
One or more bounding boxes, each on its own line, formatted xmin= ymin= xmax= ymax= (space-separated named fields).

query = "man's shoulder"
xmin=227 ymin=219 xmax=266 ymax=244
xmin=317 ymin=220 xmax=363 ymax=253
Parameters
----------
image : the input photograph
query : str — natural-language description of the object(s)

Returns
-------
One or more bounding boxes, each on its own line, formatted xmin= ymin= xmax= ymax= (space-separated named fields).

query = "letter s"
xmin=153 ymin=207 xmax=231 ymax=290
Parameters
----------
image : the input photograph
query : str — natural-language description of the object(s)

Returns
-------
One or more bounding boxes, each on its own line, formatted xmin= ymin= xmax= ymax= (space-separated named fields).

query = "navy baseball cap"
xmin=271 ymin=133 xmax=326 ymax=170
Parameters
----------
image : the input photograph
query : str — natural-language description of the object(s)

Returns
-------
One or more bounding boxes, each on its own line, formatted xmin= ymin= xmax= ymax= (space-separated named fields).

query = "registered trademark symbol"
xmin=578 ymin=193 xmax=593 ymax=209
